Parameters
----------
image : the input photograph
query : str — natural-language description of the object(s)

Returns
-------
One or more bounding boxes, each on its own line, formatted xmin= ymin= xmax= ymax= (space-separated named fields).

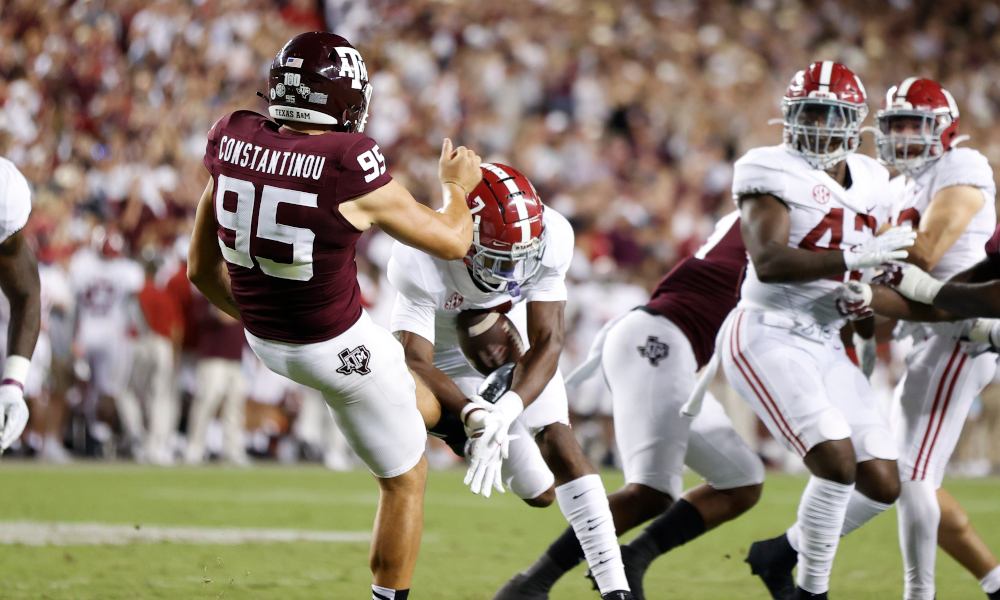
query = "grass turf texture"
xmin=0 ymin=465 xmax=997 ymax=599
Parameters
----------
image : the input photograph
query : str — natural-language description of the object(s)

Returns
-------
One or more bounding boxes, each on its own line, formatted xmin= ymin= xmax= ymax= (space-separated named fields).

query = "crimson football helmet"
xmin=782 ymin=61 xmax=869 ymax=170
xmin=267 ymin=32 xmax=372 ymax=133
xmin=873 ymin=78 xmax=960 ymax=176
xmin=464 ymin=163 xmax=545 ymax=297
xmin=91 ymin=225 xmax=124 ymax=259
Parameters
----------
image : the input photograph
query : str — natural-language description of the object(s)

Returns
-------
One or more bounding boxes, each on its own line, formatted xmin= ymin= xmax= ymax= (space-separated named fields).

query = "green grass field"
xmin=0 ymin=464 xmax=997 ymax=599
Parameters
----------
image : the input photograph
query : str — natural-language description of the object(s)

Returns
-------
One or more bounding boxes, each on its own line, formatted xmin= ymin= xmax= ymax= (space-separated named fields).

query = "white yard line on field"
xmin=0 ymin=521 xmax=371 ymax=546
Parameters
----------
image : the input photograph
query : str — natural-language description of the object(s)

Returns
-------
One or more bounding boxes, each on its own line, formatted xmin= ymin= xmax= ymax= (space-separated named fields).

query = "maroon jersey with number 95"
xmin=203 ymin=110 xmax=392 ymax=344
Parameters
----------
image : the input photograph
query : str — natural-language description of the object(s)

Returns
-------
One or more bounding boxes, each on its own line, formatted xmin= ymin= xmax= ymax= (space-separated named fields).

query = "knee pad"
xmin=507 ymin=467 xmax=555 ymax=501
xmin=860 ymin=428 xmax=899 ymax=462
xmin=816 ymin=408 xmax=852 ymax=443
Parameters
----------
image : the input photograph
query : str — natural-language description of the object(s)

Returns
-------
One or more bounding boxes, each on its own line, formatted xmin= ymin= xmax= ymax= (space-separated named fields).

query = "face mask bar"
xmin=872 ymin=110 xmax=947 ymax=176
xmin=782 ymin=98 xmax=865 ymax=170
xmin=468 ymin=236 xmax=546 ymax=295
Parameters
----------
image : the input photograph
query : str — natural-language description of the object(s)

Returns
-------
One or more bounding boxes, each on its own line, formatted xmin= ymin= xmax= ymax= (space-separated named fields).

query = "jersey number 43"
xmin=215 ymin=174 xmax=315 ymax=281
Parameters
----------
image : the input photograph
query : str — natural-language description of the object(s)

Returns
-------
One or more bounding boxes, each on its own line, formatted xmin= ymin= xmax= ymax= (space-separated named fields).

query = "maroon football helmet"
xmin=267 ymin=32 xmax=372 ymax=133
xmin=464 ymin=163 xmax=545 ymax=297
xmin=782 ymin=61 xmax=869 ymax=169
xmin=874 ymin=78 xmax=960 ymax=176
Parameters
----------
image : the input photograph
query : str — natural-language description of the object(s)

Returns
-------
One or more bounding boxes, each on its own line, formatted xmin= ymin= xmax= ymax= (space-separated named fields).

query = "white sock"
xmin=898 ymin=480 xmax=940 ymax=600
xmin=786 ymin=489 xmax=892 ymax=551
xmin=842 ymin=490 xmax=893 ymax=537
xmin=795 ymin=476 xmax=855 ymax=594
xmin=981 ymin=565 xmax=1000 ymax=594
xmin=372 ymin=584 xmax=399 ymax=600
xmin=554 ymin=474 xmax=629 ymax=594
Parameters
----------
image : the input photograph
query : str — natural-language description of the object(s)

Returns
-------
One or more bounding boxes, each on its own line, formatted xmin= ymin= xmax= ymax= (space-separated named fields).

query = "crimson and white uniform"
xmin=0 ymin=158 xmax=32 ymax=368
xmin=388 ymin=207 xmax=574 ymax=500
xmin=722 ymin=144 xmax=899 ymax=462
xmin=890 ymin=147 xmax=998 ymax=487
xmin=568 ymin=211 xmax=765 ymax=501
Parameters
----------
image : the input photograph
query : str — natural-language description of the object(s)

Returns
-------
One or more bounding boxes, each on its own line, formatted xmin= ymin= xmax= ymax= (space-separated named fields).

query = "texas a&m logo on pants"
xmin=637 ymin=336 xmax=669 ymax=366
xmin=336 ymin=345 xmax=371 ymax=376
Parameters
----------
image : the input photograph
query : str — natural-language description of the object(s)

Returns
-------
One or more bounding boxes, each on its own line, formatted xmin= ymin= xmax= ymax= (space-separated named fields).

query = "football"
xmin=455 ymin=309 xmax=526 ymax=375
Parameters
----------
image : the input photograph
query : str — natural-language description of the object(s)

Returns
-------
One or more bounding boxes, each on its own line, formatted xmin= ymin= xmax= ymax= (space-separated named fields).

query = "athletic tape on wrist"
xmin=460 ymin=402 xmax=484 ymax=426
xmin=2 ymin=355 xmax=30 ymax=389
xmin=496 ymin=391 xmax=524 ymax=421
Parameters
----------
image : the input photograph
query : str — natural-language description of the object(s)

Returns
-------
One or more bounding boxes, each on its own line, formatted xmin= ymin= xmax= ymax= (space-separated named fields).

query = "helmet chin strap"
xmin=507 ymin=281 xmax=521 ymax=298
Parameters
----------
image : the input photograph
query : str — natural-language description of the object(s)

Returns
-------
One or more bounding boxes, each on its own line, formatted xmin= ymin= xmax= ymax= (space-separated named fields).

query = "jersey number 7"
xmin=215 ymin=174 xmax=316 ymax=282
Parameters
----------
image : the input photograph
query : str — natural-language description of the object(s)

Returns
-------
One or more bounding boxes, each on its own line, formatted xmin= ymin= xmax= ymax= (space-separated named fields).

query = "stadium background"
xmin=1 ymin=0 xmax=1000 ymax=598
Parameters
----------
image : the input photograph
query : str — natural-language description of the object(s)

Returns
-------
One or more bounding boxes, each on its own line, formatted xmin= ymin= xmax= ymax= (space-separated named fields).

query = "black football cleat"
xmin=745 ymin=533 xmax=797 ymax=600
xmin=790 ymin=589 xmax=827 ymax=599
xmin=620 ymin=544 xmax=654 ymax=600
xmin=601 ymin=592 xmax=634 ymax=600
xmin=989 ymin=590 xmax=1000 ymax=600
xmin=492 ymin=573 xmax=550 ymax=600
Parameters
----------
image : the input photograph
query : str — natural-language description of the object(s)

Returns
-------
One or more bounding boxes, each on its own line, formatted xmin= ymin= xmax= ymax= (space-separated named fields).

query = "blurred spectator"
xmin=184 ymin=291 xmax=248 ymax=465
xmin=131 ymin=253 xmax=183 ymax=465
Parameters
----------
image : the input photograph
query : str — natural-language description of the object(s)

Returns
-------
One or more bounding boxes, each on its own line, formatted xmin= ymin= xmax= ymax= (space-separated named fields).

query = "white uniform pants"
xmin=892 ymin=334 xmax=998 ymax=487
xmin=185 ymin=357 xmax=247 ymax=463
xmin=246 ymin=311 xmax=426 ymax=478
xmin=124 ymin=335 xmax=175 ymax=458
xmin=721 ymin=309 xmax=898 ymax=462
xmin=602 ymin=309 xmax=765 ymax=500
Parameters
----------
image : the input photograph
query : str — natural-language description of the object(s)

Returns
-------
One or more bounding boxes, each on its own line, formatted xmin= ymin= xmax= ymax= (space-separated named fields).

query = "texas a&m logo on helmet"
xmin=464 ymin=163 xmax=545 ymax=297
xmin=873 ymin=78 xmax=961 ymax=176
xmin=267 ymin=32 xmax=372 ymax=133
xmin=782 ymin=61 xmax=868 ymax=170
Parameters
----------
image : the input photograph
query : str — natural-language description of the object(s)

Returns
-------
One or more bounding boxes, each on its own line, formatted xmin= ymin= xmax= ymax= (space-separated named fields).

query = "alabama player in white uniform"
xmin=851 ymin=78 xmax=1000 ymax=600
xmin=724 ymin=62 xmax=917 ymax=600
xmin=389 ymin=163 xmax=633 ymax=600
xmin=0 ymin=157 xmax=40 ymax=452
xmin=69 ymin=227 xmax=146 ymax=451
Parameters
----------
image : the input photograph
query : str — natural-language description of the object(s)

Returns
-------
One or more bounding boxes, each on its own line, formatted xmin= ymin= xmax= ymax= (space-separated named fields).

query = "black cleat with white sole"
xmin=989 ymin=591 xmax=1000 ymax=600
xmin=601 ymin=592 xmax=634 ymax=600
xmin=745 ymin=533 xmax=797 ymax=600
xmin=492 ymin=573 xmax=550 ymax=600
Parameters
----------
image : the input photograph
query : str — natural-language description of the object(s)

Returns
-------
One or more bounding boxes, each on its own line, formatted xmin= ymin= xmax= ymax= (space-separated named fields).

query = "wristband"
xmin=2 ymin=355 xmax=30 ymax=389
xmin=460 ymin=401 xmax=485 ymax=426
xmin=898 ymin=267 xmax=944 ymax=304
xmin=493 ymin=391 xmax=524 ymax=422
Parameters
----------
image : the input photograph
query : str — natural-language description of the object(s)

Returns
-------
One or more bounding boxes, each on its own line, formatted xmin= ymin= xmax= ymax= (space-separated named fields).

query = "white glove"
xmin=852 ymin=333 xmax=877 ymax=379
xmin=843 ymin=225 xmax=916 ymax=271
xmin=0 ymin=384 xmax=29 ymax=451
xmin=967 ymin=319 xmax=1000 ymax=347
xmin=461 ymin=398 xmax=505 ymax=498
xmin=834 ymin=282 xmax=874 ymax=320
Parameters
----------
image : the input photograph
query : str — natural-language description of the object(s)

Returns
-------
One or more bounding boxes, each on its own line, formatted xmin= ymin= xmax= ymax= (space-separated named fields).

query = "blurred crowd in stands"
xmin=1 ymin=0 xmax=999 ymax=473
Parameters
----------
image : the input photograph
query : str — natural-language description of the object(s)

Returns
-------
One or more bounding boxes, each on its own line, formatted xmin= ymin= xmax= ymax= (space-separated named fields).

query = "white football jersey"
xmin=69 ymin=249 xmax=145 ymax=348
xmin=388 ymin=207 xmax=574 ymax=376
xmin=0 ymin=157 xmax=32 ymax=244
xmin=890 ymin=147 xmax=997 ymax=280
xmin=733 ymin=144 xmax=893 ymax=326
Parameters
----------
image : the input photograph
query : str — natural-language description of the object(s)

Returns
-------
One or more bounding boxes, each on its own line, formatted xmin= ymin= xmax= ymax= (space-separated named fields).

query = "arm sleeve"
xmin=336 ymin=136 xmax=393 ymax=203
xmin=0 ymin=163 xmax=32 ymax=244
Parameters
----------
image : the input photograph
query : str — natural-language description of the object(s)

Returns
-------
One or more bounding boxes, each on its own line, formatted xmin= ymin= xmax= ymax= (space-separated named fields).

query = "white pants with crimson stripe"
xmin=721 ymin=308 xmax=898 ymax=462
xmin=891 ymin=333 xmax=997 ymax=487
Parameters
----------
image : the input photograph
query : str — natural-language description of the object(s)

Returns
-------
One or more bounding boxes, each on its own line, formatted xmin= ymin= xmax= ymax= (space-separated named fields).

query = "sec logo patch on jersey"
xmin=444 ymin=292 xmax=464 ymax=310
xmin=813 ymin=184 xmax=831 ymax=204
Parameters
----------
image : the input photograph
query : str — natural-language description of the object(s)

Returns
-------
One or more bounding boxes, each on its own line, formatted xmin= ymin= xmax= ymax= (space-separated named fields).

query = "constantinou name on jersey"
xmin=388 ymin=207 xmax=574 ymax=376
xmin=732 ymin=143 xmax=893 ymax=327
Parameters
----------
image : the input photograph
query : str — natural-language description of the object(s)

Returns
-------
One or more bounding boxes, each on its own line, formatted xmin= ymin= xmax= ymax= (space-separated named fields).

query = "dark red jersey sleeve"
xmin=335 ymin=135 xmax=392 ymax=203
xmin=203 ymin=113 xmax=235 ymax=172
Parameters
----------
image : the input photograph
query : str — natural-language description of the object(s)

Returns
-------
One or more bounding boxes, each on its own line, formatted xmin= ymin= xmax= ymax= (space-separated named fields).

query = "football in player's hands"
xmin=457 ymin=310 xmax=525 ymax=375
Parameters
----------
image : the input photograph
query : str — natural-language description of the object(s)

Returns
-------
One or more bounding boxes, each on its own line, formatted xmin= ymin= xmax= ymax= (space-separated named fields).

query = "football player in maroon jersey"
xmin=188 ymin=33 xmax=480 ymax=600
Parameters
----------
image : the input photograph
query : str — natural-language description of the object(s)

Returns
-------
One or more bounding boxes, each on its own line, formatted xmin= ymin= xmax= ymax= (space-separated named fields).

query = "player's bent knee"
xmin=804 ymin=438 xmax=857 ymax=485
xmin=523 ymin=487 xmax=556 ymax=508
xmin=856 ymin=459 xmax=900 ymax=504
xmin=619 ymin=483 xmax=672 ymax=518
xmin=725 ymin=483 xmax=763 ymax=516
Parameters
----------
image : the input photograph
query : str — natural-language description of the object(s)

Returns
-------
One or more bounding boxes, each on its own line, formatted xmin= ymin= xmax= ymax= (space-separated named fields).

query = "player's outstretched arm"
xmin=509 ymin=300 xmax=566 ymax=407
xmin=905 ymin=185 xmax=984 ymax=272
xmin=0 ymin=228 xmax=40 ymax=450
xmin=740 ymin=193 xmax=914 ymax=282
xmin=187 ymin=178 xmax=241 ymax=320
xmin=395 ymin=330 xmax=470 ymax=419
xmin=0 ymin=230 xmax=40 ymax=361
xmin=340 ymin=139 xmax=479 ymax=261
